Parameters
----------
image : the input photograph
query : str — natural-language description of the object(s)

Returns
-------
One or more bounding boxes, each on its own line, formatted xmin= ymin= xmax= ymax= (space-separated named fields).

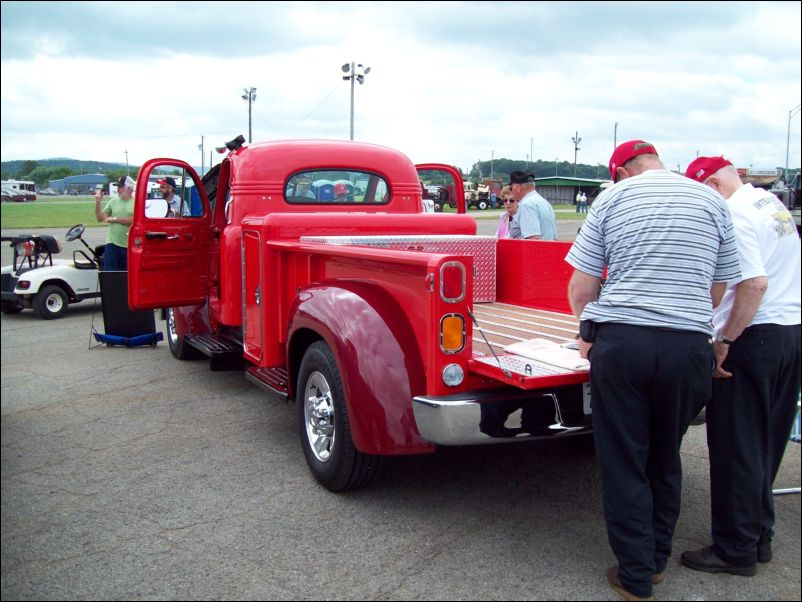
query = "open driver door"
xmin=128 ymin=159 xmax=212 ymax=310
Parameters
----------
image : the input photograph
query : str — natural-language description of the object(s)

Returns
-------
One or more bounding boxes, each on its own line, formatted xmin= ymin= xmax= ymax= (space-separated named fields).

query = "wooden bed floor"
xmin=470 ymin=302 xmax=580 ymax=358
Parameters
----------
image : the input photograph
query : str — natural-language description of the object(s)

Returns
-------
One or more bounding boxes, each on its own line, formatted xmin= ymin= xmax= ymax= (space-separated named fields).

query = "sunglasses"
xmin=503 ymin=198 xmax=516 ymax=203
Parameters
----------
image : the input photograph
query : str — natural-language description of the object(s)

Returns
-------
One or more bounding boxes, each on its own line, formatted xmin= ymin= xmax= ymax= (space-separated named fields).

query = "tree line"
xmin=469 ymin=158 xmax=612 ymax=181
xmin=1 ymin=159 xmax=137 ymax=189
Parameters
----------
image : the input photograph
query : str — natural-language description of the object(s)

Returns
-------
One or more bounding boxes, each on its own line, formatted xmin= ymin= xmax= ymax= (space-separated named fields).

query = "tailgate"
xmin=469 ymin=302 xmax=589 ymax=389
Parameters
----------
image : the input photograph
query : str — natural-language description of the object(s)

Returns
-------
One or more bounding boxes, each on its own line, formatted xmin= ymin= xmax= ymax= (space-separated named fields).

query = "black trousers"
xmin=708 ymin=323 xmax=801 ymax=566
xmin=589 ymin=323 xmax=712 ymax=598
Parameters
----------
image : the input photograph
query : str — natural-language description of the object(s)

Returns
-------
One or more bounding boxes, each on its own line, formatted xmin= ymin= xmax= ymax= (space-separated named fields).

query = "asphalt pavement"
xmin=1 ymin=224 xmax=800 ymax=601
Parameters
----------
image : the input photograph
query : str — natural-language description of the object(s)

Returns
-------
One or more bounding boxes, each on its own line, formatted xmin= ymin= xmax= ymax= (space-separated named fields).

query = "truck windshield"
xmin=286 ymin=170 xmax=389 ymax=204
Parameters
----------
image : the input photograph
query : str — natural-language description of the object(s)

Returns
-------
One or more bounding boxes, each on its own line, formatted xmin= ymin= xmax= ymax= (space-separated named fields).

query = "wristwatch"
xmin=715 ymin=332 xmax=734 ymax=345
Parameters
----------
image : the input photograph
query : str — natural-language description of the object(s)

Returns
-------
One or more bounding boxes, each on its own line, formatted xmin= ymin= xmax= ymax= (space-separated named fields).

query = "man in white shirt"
xmin=681 ymin=156 xmax=801 ymax=577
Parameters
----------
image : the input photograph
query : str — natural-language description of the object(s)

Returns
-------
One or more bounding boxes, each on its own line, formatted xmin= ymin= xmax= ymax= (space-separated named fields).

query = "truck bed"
xmin=471 ymin=301 xmax=579 ymax=356
xmin=469 ymin=302 xmax=587 ymax=389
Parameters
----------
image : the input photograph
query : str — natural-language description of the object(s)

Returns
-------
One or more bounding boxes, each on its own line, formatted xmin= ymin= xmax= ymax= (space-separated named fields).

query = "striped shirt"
xmin=565 ymin=170 xmax=741 ymax=335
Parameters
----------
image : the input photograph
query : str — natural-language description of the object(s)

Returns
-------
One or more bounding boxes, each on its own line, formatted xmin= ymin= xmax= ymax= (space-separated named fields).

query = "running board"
xmin=185 ymin=334 xmax=244 ymax=371
xmin=246 ymin=366 xmax=290 ymax=401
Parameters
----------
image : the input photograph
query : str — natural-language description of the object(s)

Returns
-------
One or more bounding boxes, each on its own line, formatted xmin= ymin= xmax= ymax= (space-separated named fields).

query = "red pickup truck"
xmin=128 ymin=138 xmax=591 ymax=491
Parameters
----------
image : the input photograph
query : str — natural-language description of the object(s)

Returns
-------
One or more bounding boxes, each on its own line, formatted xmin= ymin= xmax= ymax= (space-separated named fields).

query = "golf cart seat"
xmin=1 ymin=234 xmax=61 ymax=271
xmin=36 ymin=235 xmax=61 ymax=255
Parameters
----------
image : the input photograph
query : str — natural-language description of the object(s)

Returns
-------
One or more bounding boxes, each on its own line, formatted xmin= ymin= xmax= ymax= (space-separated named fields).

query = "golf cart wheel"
xmin=477 ymin=199 xmax=489 ymax=210
xmin=1 ymin=301 xmax=23 ymax=314
xmin=32 ymin=285 xmax=69 ymax=319
xmin=297 ymin=341 xmax=381 ymax=492
xmin=166 ymin=307 xmax=202 ymax=360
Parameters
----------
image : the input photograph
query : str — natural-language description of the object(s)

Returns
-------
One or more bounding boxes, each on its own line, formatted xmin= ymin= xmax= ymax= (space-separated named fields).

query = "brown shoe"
xmin=606 ymin=566 xmax=656 ymax=601
xmin=610 ymin=564 xmax=666 ymax=584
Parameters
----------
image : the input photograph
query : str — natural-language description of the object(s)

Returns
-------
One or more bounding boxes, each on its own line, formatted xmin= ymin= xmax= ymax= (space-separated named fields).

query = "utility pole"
xmin=786 ymin=104 xmax=801 ymax=184
xmin=572 ymin=131 xmax=582 ymax=177
xmin=199 ymin=136 xmax=205 ymax=176
xmin=341 ymin=62 xmax=371 ymax=140
xmin=124 ymin=150 xmax=129 ymax=176
xmin=242 ymin=87 xmax=257 ymax=143
xmin=614 ymin=122 xmax=618 ymax=150
xmin=490 ymin=150 xmax=494 ymax=180
xmin=530 ymin=137 xmax=533 ymax=172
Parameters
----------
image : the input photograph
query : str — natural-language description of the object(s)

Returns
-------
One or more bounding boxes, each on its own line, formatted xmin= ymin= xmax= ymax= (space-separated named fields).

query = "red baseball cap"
xmin=609 ymin=140 xmax=659 ymax=182
xmin=684 ymin=156 xmax=733 ymax=183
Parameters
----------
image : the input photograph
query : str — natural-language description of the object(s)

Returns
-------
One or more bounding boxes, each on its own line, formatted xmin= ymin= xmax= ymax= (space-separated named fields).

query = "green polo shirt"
xmin=103 ymin=196 xmax=134 ymax=248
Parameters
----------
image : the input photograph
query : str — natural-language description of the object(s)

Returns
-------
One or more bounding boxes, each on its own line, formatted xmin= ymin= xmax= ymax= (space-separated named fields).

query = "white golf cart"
xmin=1 ymin=224 xmax=103 ymax=319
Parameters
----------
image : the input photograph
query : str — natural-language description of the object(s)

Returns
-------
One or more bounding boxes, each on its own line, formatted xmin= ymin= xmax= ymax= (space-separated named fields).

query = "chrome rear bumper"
xmin=412 ymin=387 xmax=591 ymax=446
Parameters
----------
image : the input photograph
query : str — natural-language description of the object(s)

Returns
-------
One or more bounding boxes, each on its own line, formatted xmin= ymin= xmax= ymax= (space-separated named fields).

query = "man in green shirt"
xmin=95 ymin=175 xmax=134 ymax=270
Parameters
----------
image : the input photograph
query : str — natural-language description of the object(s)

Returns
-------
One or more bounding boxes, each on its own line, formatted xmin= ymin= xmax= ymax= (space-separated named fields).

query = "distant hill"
xmin=2 ymin=158 xmax=133 ymax=177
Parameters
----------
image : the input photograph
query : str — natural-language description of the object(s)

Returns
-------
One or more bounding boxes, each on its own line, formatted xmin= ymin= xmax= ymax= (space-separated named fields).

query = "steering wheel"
xmin=65 ymin=224 xmax=85 ymax=242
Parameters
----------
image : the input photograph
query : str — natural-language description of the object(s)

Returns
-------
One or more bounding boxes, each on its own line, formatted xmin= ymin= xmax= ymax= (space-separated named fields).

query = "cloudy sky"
xmin=1 ymin=1 xmax=800 ymax=176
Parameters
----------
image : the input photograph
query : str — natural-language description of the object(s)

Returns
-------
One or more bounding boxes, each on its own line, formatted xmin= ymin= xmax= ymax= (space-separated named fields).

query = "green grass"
xmin=1 ymin=196 xmax=586 ymax=228
xmin=1 ymin=196 xmax=106 ymax=229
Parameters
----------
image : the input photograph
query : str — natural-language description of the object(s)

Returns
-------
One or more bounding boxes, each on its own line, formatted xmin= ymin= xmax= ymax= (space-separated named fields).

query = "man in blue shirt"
xmin=507 ymin=170 xmax=557 ymax=240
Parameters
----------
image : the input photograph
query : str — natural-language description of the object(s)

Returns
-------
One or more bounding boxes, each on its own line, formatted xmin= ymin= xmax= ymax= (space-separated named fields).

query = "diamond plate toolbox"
xmin=301 ymin=235 xmax=497 ymax=302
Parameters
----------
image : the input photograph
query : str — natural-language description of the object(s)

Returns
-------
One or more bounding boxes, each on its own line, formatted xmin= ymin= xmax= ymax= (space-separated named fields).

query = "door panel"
xmin=242 ymin=230 xmax=263 ymax=362
xmin=128 ymin=159 xmax=212 ymax=309
xmin=415 ymin=163 xmax=466 ymax=213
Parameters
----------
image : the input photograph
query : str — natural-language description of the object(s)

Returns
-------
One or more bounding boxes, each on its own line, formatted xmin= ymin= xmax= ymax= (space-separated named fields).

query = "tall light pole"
xmin=199 ymin=136 xmax=204 ymax=176
xmin=490 ymin=150 xmax=494 ymax=180
xmin=572 ymin=131 xmax=582 ymax=177
xmin=242 ymin=87 xmax=257 ymax=143
xmin=786 ymin=104 xmax=801 ymax=184
xmin=342 ymin=62 xmax=371 ymax=140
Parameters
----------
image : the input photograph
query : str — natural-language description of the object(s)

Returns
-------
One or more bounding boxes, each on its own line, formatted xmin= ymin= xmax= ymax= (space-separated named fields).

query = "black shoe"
xmin=758 ymin=540 xmax=772 ymax=564
xmin=681 ymin=546 xmax=756 ymax=576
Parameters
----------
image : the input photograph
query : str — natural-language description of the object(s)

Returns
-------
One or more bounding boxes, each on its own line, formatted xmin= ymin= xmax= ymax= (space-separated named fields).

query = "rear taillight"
xmin=440 ymin=313 xmax=465 ymax=353
xmin=440 ymin=261 xmax=465 ymax=303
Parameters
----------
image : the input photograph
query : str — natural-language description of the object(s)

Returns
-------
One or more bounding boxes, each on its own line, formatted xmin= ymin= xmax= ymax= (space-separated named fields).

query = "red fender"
xmin=288 ymin=282 xmax=434 ymax=456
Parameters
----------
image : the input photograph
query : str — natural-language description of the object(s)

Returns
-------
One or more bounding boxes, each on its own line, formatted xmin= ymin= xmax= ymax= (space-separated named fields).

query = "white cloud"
xmin=2 ymin=1 xmax=800 ymax=176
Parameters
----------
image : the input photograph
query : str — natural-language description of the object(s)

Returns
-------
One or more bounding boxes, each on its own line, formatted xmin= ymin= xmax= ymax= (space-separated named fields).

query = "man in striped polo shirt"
xmin=681 ymin=156 xmax=801 ymax=577
xmin=565 ymin=140 xmax=741 ymax=601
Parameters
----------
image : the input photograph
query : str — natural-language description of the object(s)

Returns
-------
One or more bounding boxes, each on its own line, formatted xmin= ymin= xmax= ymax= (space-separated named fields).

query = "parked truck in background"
xmin=127 ymin=138 xmax=591 ymax=491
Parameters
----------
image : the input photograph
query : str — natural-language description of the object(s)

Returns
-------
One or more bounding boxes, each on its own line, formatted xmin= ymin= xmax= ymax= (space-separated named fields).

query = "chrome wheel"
xmin=304 ymin=371 xmax=336 ymax=462
xmin=167 ymin=307 xmax=179 ymax=346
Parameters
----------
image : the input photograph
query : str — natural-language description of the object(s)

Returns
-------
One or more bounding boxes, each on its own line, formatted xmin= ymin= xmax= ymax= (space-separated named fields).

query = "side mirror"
xmin=145 ymin=198 xmax=169 ymax=218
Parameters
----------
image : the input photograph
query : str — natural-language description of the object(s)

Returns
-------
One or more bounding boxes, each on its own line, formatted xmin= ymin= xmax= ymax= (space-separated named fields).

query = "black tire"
xmin=166 ymin=307 xmax=202 ymax=360
xmin=32 ymin=285 xmax=69 ymax=319
xmin=1 ymin=302 xmax=23 ymax=314
xmin=477 ymin=199 xmax=489 ymax=210
xmin=297 ymin=341 xmax=381 ymax=491
xmin=433 ymin=202 xmax=442 ymax=212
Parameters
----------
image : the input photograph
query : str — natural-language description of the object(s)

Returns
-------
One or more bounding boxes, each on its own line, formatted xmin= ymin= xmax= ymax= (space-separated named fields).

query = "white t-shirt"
xmin=713 ymin=183 xmax=801 ymax=329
